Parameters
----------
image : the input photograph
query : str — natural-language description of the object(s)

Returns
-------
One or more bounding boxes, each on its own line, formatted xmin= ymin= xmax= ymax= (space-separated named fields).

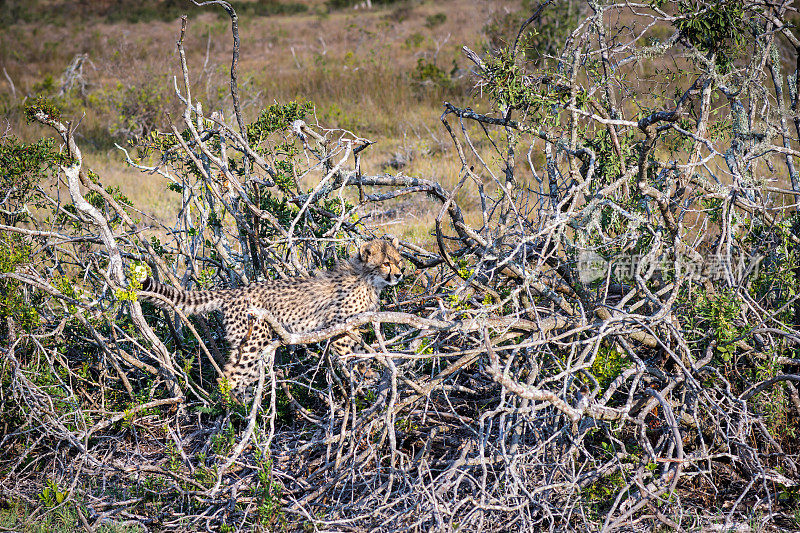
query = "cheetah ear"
xmin=390 ymin=236 xmax=399 ymax=249
xmin=359 ymin=242 xmax=371 ymax=261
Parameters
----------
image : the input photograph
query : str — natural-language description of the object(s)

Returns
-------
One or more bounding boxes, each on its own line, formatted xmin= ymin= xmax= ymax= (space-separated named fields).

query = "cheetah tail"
xmin=140 ymin=277 xmax=225 ymax=314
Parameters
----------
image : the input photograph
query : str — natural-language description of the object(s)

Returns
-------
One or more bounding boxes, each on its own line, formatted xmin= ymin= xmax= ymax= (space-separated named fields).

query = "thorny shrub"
xmin=2 ymin=0 xmax=800 ymax=531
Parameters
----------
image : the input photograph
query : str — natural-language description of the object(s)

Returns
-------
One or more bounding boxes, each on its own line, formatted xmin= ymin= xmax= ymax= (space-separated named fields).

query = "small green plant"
xmin=212 ymin=421 xmax=236 ymax=455
xmin=700 ymin=197 xmax=724 ymax=224
xmin=453 ymin=257 xmax=473 ymax=280
xmin=38 ymin=479 xmax=68 ymax=507
xmin=197 ymin=268 xmax=216 ymax=288
xmin=415 ymin=339 xmax=434 ymax=355
xmin=0 ymin=134 xmax=74 ymax=340
xmin=412 ymin=58 xmax=452 ymax=90
xmin=116 ymin=263 xmax=146 ymax=303
xmin=355 ymin=387 xmax=378 ymax=410
xmin=404 ymin=32 xmax=425 ymax=49
xmin=166 ymin=440 xmax=182 ymax=472
xmin=792 ymin=498 xmax=800 ymax=528
xmin=584 ymin=469 xmax=628 ymax=520
xmin=591 ymin=344 xmax=630 ymax=390
xmin=691 ymin=288 xmax=744 ymax=362
xmin=396 ymin=417 xmax=418 ymax=432
xmin=586 ymin=130 xmax=636 ymax=188
xmin=32 ymin=75 xmax=56 ymax=95
xmin=446 ymin=293 xmax=470 ymax=312
xmin=424 ymin=13 xmax=447 ymax=28
xmin=218 ymin=377 xmax=234 ymax=409
xmin=255 ymin=456 xmax=286 ymax=529
xmin=193 ymin=452 xmax=216 ymax=486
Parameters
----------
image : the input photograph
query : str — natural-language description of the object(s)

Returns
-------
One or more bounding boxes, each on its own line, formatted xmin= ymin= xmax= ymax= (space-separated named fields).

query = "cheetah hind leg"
xmin=221 ymin=332 xmax=275 ymax=402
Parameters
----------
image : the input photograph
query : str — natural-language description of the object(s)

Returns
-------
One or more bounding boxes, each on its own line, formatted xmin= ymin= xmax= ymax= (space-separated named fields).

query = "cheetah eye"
xmin=383 ymin=261 xmax=391 ymax=267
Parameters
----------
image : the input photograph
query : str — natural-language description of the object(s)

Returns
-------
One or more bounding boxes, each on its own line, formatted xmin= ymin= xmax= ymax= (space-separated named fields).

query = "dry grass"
xmin=0 ymin=0 xmax=519 ymax=245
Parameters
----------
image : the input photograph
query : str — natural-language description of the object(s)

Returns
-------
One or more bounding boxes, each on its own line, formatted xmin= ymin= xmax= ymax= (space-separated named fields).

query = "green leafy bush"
xmin=424 ymin=12 xmax=447 ymax=28
xmin=112 ymin=80 xmax=168 ymax=140
xmin=412 ymin=58 xmax=453 ymax=90
xmin=653 ymin=0 xmax=747 ymax=70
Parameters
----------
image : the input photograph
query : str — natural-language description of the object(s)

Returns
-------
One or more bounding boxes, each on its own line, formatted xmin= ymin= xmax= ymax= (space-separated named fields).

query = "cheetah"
xmin=140 ymin=238 xmax=404 ymax=396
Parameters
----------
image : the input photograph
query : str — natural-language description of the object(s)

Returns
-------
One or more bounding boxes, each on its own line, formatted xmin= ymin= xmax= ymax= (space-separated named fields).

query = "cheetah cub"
xmin=140 ymin=238 xmax=403 ymax=396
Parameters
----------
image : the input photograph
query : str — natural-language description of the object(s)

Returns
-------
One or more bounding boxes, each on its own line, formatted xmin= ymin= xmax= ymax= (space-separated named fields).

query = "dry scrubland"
xmin=1 ymin=0 xmax=506 ymax=238
xmin=3 ymin=0 xmax=800 ymax=531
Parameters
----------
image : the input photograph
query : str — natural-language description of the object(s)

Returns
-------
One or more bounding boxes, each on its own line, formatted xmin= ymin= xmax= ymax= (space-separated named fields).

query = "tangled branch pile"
xmin=2 ymin=0 xmax=800 ymax=530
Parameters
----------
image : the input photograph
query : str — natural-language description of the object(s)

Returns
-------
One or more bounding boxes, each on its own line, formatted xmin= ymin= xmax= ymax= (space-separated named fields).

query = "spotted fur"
xmin=140 ymin=238 xmax=403 ymax=395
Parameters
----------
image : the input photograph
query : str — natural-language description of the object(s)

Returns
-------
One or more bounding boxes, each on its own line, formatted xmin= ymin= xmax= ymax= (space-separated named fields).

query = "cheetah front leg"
xmin=329 ymin=331 xmax=360 ymax=359
xmin=330 ymin=331 xmax=378 ymax=380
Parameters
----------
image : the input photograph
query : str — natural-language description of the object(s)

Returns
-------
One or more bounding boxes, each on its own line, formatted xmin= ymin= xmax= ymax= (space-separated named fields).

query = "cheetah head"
xmin=359 ymin=237 xmax=403 ymax=289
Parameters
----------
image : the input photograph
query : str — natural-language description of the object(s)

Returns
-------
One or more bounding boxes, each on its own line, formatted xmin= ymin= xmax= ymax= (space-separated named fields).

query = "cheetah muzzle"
xmin=139 ymin=238 xmax=404 ymax=398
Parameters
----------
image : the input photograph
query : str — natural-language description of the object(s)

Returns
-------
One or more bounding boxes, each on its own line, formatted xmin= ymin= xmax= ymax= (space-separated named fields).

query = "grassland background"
xmin=0 ymin=0 xmax=522 ymax=244
xmin=3 ymin=0 xmax=799 ymax=244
